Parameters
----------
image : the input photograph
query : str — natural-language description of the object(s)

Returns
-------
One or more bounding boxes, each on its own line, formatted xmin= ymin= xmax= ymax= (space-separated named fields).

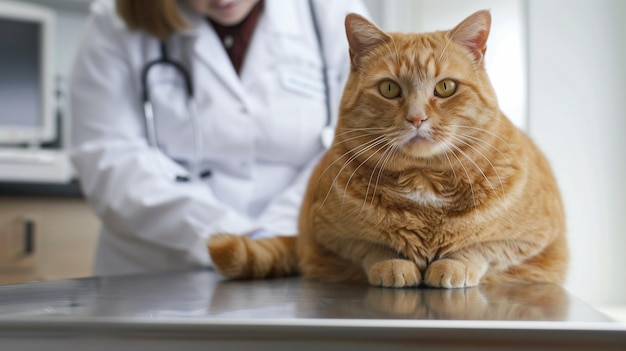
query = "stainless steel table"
xmin=0 ymin=269 xmax=624 ymax=350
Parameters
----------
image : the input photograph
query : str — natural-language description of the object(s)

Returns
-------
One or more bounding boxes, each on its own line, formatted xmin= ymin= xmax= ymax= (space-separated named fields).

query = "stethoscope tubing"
xmin=141 ymin=0 xmax=332 ymax=182
xmin=307 ymin=0 xmax=335 ymax=149
xmin=141 ymin=42 xmax=203 ymax=182
xmin=141 ymin=42 xmax=194 ymax=101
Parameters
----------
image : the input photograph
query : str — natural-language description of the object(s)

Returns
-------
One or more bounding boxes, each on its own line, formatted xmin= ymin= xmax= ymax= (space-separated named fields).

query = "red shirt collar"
xmin=207 ymin=0 xmax=265 ymax=75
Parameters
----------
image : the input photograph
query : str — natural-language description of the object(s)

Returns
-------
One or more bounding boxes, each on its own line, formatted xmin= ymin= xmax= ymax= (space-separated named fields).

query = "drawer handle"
xmin=23 ymin=219 xmax=35 ymax=255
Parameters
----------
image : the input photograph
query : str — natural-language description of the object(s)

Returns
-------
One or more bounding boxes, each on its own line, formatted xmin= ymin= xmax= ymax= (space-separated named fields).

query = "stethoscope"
xmin=141 ymin=42 xmax=203 ymax=182
xmin=141 ymin=0 xmax=333 ymax=183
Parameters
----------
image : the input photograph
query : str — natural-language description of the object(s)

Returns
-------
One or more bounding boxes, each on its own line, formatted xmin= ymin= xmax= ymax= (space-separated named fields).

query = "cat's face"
xmin=337 ymin=12 xmax=499 ymax=168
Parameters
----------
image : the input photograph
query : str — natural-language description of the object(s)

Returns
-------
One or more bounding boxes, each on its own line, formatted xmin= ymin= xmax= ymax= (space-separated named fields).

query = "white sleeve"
xmin=255 ymin=152 xmax=323 ymax=235
xmin=69 ymin=5 xmax=256 ymax=266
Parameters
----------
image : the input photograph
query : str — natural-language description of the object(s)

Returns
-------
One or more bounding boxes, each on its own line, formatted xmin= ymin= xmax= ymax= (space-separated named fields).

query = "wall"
xmin=54 ymin=9 xmax=89 ymax=147
xmin=527 ymin=0 xmax=626 ymax=306
xmin=54 ymin=10 xmax=87 ymax=77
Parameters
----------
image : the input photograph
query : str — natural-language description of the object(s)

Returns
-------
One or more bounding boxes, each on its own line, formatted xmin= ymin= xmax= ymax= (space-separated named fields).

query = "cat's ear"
xmin=345 ymin=13 xmax=391 ymax=67
xmin=448 ymin=10 xmax=491 ymax=64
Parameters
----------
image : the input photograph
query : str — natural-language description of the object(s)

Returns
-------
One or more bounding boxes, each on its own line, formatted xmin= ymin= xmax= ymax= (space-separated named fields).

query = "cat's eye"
xmin=434 ymin=79 xmax=457 ymax=98
xmin=378 ymin=80 xmax=401 ymax=99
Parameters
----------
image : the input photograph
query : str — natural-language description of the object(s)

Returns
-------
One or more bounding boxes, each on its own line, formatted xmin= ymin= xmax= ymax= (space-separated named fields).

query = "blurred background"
xmin=0 ymin=0 xmax=624 ymax=320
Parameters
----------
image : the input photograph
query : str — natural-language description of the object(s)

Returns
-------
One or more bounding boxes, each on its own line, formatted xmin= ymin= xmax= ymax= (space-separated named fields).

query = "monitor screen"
xmin=0 ymin=1 xmax=55 ymax=145
xmin=0 ymin=18 xmax=42 ymax=131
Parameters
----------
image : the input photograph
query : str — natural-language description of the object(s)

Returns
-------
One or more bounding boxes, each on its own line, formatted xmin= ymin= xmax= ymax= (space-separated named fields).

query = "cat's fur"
xmin=208 ymin=11 xmax=567 ymax=288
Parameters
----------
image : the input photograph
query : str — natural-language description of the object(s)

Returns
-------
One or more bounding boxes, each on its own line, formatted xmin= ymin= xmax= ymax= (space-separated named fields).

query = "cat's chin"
xmin=402 ymin=137 xmax=453 ymax=162
xmin=408 ymin=134 xmax=430 ymax=144
xmin=403 ymin=134 xmax=438 ymax=157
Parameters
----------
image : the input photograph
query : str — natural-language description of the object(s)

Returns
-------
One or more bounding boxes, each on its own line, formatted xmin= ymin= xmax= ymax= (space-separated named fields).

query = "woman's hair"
xmin=116 ymin=0 xmax=188 ymax=40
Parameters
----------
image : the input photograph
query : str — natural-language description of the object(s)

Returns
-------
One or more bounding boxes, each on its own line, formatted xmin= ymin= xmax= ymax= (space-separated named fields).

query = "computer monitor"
xmin=0 ymin=0 xmax=55 ymax=145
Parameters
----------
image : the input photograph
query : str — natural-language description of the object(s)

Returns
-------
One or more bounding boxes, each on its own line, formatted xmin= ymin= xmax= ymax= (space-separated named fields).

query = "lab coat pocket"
xmin=266 ymin=65 xmax=327 ymax=164
xmin=279 ymin=69 xmax=326 ymax=101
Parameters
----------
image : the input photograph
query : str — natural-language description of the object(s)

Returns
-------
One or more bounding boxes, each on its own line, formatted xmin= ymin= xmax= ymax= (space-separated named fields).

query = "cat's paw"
xmin=424 ymin=259 xmax=482 ymax=288
xmin=367 ymin=259 xmax=422 ymax=288
xmin=207 ymin=233 xmax=249 ymax=278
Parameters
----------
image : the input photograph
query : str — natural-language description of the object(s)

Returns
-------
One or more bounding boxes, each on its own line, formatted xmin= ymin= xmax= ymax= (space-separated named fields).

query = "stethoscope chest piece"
xmin=320 ymin=126 xmax=334 ymax=149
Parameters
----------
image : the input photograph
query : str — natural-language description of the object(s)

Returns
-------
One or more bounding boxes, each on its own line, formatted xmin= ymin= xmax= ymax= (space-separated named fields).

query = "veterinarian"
xmin=70 ymin=0 xmax=369 ymax=276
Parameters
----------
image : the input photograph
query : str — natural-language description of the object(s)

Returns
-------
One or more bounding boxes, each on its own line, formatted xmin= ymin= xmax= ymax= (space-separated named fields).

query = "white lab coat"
xmin=70 ymin=0 xmax=370 ymax=276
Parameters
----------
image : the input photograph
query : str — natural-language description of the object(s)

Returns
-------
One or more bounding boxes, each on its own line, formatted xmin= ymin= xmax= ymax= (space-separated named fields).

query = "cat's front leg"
xmin=423 ymin=258 xmax=487 ymax=288
xmin=423 ymin=239 xmax=549 ymax=288
xmin=316 ymin=236 xmax=423 ymax=288
xmin=368 ymin=259 xmax=422 ymax=288
xmin=361 ymin=248 xmax=422 ymax=288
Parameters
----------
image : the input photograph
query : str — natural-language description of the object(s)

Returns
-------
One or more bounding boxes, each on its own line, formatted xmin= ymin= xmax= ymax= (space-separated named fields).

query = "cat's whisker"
xmin=444 ymin=141 xmax=477 ymax=210
xmin=314 ymin=133 xmax=384 ymax=185
xmin=334 ymin=127 xmax=387 ymax=139
xmin=440 ymin=143 xmax=458 ymax=182
xmin=360 ymin=141 xmax=390 ymax=212
xmin=315 ymin=136 xmax=386 ymax=214
xmin=370 ymin=143 xmax=399 ymax=207
xmin=449 ymin=134 xmax=506 ymax=201
xmin=340 ymin=137 xmax=391 ymax=217
xmin=313 ymin=136 xmax=371 ymax=196
xmin=454 ymin=133 xmax=517 ymax=217
xmin=318 ymin=135 xmax=385 ymax=211
xmin=332 ymin=132 xmax=380 ymax=148
xmin=455 ymin=132 xmax=508 ymax=163
xmin=331 ymin=128 xmax=392 ymax=149
xmin=357 ymin=139 xmax=397 ymax=218
xmin=448 ymin=137 xmax=511 ymax=217
xmin=450 ymin=124 xmax=517 ymax=157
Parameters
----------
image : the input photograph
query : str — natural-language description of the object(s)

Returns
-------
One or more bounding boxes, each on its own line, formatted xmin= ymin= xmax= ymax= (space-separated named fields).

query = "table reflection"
xmin=0 ymin=270 xmax=608 ymax=323
xmin=209 ymin=278 xmax=570 ymax=321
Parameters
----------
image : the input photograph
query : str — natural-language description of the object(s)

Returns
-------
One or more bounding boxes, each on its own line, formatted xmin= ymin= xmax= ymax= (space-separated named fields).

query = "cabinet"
xmin=0 ymin=196 xmax=100 ymax=285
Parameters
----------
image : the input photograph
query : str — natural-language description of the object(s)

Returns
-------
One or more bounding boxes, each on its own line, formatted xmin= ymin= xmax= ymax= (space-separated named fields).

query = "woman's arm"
xmin=70 ymin=2 xmax=256 ymax=267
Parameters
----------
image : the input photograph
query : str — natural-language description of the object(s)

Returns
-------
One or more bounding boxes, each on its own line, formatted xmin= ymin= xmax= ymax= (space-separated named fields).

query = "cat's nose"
xmin=407 ymin=115 xmax=428 ymax=129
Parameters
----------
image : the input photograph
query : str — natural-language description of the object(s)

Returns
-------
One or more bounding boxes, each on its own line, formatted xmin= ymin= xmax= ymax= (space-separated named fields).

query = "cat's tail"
xmin=207 ymin=234 xmax=299 ymax=279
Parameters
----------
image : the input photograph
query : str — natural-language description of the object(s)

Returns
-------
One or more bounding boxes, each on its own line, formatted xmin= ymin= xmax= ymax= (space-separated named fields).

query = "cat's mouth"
xmin=407 ymin=132 xmax=433 ymax=146
xmin=401 ymin=130 xmax=443 ymax=158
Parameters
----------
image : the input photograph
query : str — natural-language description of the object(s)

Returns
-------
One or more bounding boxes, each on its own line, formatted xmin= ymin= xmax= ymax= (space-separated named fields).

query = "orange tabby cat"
xmin=208 ymin=10 xmax=567 ymax=288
